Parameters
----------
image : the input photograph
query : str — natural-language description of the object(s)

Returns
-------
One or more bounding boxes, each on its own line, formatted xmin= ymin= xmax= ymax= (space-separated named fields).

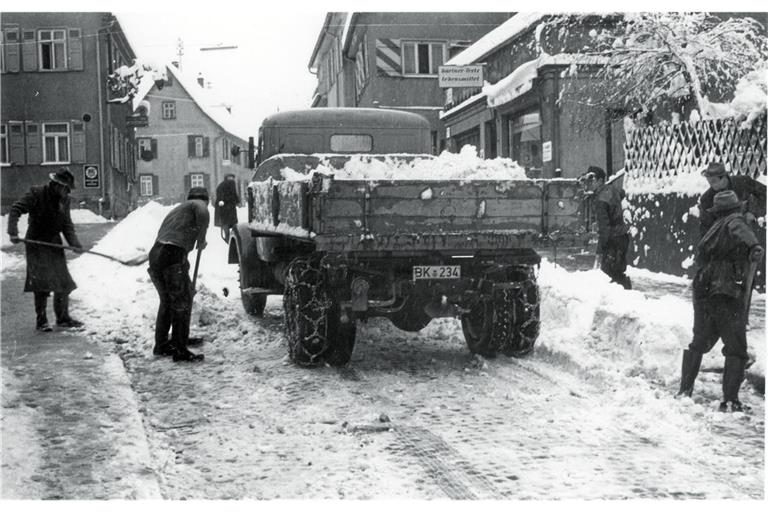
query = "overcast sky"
xmin=117 ymin=9 xmax=327 ymax=138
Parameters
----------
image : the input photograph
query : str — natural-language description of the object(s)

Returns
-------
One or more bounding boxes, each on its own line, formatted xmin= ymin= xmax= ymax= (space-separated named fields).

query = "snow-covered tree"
xmin=541 ymin=13 xmax=768 ymax=124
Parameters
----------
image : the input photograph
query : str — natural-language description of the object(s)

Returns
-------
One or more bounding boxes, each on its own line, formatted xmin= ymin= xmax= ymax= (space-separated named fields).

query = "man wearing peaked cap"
xmin=678 ymin=189 xmax=764 ymax=412
xmin=6 ymin=168 xmax=84 ymax=331
xmin=698 ymin=162 xmax=765 ymax=238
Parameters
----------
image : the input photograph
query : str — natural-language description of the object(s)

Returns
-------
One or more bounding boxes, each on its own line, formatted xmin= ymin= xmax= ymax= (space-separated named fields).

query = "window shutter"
xmin=25 ymin=122 xmax=41 ymax=164
xmin=4 ymin=29 xmax=20 ymax=72
xmin=203 ymin=173 xmax=211 ymax=192
xmin=70 ymin=120 xmax=85 ymax=163
xmin=203 ymin=137 xmax=210 ymax=157
xmin=183 ymin=174 xmax=191 ymax=195
xmin=8 ymin=121 xmax=25 ymax=164
xmin=188 ymin=135 xmax=195 ymax=157
xmin=151 ymin=138 xmax=158 ymax=159
xmin=152 ymin=175 xmax=159 ymax=196
xmin=67 ymin=28 xmax=83 ymax=70
xmin=375 ymin=38 xmax=401 ymax=77
xmin=21 ymin=30 xmax=36 ymax=71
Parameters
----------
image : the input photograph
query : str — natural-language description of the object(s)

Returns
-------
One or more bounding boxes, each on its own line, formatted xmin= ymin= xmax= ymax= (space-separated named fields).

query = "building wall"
xmin=1 ymin=12 xmax=136 ymax=217
xmin=134 ymin=68 xmax=250 ymax=206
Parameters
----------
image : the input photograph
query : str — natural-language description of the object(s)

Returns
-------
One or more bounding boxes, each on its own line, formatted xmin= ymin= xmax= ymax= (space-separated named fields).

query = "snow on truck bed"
xmin=276 ymin=145 xmax=530 ymax=182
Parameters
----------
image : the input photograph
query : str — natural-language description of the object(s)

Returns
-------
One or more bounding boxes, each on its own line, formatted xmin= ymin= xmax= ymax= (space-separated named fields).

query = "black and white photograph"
xmin=1 ymin=0 xmax=766 ymax=504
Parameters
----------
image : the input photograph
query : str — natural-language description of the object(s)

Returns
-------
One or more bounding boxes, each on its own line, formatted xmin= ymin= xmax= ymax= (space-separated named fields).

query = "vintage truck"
xmin=228 ymin=108 xmax=587 ymax=366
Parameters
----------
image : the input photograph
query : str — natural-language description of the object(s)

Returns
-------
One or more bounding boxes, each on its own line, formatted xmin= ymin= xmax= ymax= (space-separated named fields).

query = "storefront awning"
xmin=483 ymin=59 xmax=538 ymax=108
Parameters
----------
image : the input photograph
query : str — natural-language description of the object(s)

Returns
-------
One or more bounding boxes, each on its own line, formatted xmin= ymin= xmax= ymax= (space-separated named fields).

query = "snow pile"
xmin=70 ymin=209 xmax=111 ymax=224
xmin=699 ymin=65 xmax=768 ymax=128
xmin=278 ymin=145 xmax=529 ymax=182
xmin=624 ymin=169 xmax=708 ymax=197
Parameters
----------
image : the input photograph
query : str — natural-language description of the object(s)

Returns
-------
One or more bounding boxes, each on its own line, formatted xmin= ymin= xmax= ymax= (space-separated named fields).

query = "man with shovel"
xmin=148 ymin=187 xmax=209 ymax=362
xmin=7 ymin=168 xmax=84 ymax=332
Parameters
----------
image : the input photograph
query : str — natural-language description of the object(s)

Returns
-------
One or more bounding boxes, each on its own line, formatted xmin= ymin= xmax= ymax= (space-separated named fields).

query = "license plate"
xmin=413 ymin=265 xmax=461 ymax=280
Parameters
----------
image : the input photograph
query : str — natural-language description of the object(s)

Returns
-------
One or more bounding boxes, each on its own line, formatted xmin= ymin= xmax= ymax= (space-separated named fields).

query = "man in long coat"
xmin=214 ymin=174 xmax=240 ymax=239
xmin=698 ymin=162 xmax=765 ymax=238
xmin=678 ymin=190 xmax=764 ymax=412
xmin=7 ymin=168 xmax=84 ymax=331
xmin=586 ymin=166 xmax=632 ymax=289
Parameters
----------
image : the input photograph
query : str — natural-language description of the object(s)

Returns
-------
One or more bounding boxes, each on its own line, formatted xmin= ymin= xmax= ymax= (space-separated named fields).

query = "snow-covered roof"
xmin=445 ymin=13 xmax=544 ymax=66
xmin=483 ymin=59 xmax=538 ymax=108
xmin=134 ymin=63 xmax=249 ymax=142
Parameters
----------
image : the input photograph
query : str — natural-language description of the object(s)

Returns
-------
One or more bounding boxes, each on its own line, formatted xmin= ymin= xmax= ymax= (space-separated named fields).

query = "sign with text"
xmin=542 ymin=141 xmax=552 ymax=163
xmin=126 ymin=115 xmax=148 ymax=128
xmin=83 ymin=165 xmax=100 ymax=188
xmin=438 ymin=65 xmax=483 ymax=88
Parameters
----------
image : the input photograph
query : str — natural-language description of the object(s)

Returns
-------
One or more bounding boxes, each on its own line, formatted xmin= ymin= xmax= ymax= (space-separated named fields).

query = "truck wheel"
xmin=324 ymin=303 xmax=356 ymax=366
xmin=283 ymin=257 xmax=332 ymax=367
xmin=389 ymin=300 xmax=432 ymax=332
xmin=460 ymin=298 xmax=499 ymax=357
xmin=238 ymin=251 xmax=267 ymax=316
xmin=502 ymin=280 xmax=540 ymax=358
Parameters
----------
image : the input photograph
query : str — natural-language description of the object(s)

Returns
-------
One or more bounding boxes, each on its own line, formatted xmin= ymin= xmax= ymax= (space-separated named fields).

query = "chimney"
xmin=197 ymin=73 xmax=204 ymax=88
xmin=171 ymin=61 xmax=179 ymax=68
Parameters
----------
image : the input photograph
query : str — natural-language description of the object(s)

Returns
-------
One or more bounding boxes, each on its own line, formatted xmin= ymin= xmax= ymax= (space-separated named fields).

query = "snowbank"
xmin=624 ymin=169 xmax=708 ymax=197
xmin=277 ymin=145 xmax=529 ymax=182
xmin=70 ymin=209 xmax=111 ymax=224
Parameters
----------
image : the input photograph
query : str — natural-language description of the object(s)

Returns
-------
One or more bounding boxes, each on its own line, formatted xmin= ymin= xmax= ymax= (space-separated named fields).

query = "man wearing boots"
xmin=585 ymin=166 xmax=632 ymax=289
xmin=678 ymin=190 xmax=764 ymax=412
xmin=148 ymin=187 xmax=210 ymax=362
xmin=7 ymin=168 xmax=84 ymax=331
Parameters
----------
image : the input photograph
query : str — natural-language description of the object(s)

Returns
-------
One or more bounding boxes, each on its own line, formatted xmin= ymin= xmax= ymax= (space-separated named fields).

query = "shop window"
xmin=402 ymin=41 xmax=445 ymax=76
xmin=510 ymin=111 xmax=542 ymax=172
xmin=38 ymin=29 xmax=67 ymax=70
xmin=42 ymin=122 xmax=70 ymax=163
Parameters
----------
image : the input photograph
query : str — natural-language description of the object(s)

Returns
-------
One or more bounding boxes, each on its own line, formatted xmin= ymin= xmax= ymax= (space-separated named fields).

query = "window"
xmin=38 ymin=29 xmax=67 ymax=70
xmin=402 ymin=41 xmax=445 ymax=75
xmin=195 ymin=136 xmax=204 ymax=157
xmin=162 ymin=101 xmax=176 ymax=120
xmin=190 ymin=173 xmax=204 ymax=188
xmin=42 ymin=123 xmax=70 ymax=163
xmin=138 ymin=138 xmax=152 ymax=154
xmin=0 ymin=125 xmax=8 ymax=164
xmin=0 ymin=32 xmax=4 ymax=73
xmin=223 ymin=139 xmax=230 ymax=161
xmin=510 ymin=111 xmax=542 ymax=172
xmin=330 ymin=134 xmax=373 ymax=152
xmin=140 ymin=175 xmax=154 ymax=196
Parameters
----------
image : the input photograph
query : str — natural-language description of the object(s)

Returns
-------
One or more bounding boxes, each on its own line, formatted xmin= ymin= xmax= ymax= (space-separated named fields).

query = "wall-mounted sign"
xmin=83 ymin=165 xmax=100 ymax=188
xmin=542 ymin=141 xmax=552 ymax=163
xmin=438 ymin=65 xmax=484 ymax=88
xmin=126 ymin=115 xmax=148 ymax=128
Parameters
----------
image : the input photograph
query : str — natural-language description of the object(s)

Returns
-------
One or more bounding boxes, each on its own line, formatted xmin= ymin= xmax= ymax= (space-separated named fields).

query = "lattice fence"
xmin=624 ymin=114 xmax=767 ymax=179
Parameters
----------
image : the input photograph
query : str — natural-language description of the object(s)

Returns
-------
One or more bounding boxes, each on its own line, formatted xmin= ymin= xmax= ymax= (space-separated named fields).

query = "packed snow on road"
xmin=20 ymin=198 xmax=756 ymax=499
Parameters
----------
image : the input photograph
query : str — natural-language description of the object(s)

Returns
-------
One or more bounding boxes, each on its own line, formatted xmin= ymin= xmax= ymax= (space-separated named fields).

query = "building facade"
xmin=133 ymin=63 xmax=251 ymax=206
xmin=308 ymin=12 xmax=512 ymax=154
xmin=1 ymin=12 xmax=138 ymax=217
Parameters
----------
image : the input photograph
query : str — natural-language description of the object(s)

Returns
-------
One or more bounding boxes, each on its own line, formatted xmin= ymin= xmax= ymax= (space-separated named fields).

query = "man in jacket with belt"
xmin=586 ymin=166 xmax=632 ymax=289
xmin=148 ymin=187 xmax=209 ymax=362
xmin=677 ymin=190 xmax=764 ymax=412
xmin=7 ymin=168 xmax=84 ymax=331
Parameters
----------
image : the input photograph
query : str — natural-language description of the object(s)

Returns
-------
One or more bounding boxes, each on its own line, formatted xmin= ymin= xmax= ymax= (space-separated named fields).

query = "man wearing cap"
xmin=147 ymin=187 xmax=210 ymax=362
xmin=585 ymin=165 xmax=633 ymax=289
xmin=7 ymin=168 xmax=84 ymax=331
xmin=698 ymin=162 xmax=765 ymax=238
xmin=678 ymin=190 xmax=764 ymax=412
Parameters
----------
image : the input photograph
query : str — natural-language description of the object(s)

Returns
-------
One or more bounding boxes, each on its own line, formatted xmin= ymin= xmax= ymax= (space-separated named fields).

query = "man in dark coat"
xmin=214 ymin=174 xmax=240 ymax=239
xmin=698 ymin=162 xmax=765 ymax=238
xmin=147 ymin=187 xmax=210 ymax=362
xmin=7 ymin=168 xmax=84 ymax=331
xmin=677 ymin=190 xmax=764 ymax=412
xmin=585 ymin=166 xmax=632 ymax=289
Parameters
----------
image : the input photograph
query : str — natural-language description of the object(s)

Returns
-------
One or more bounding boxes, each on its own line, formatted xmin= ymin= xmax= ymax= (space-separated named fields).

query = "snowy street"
xmin=1 ymin=205 xmax=764 ymax=499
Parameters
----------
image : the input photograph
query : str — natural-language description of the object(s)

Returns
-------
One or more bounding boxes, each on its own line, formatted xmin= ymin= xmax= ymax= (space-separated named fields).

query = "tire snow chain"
xmin=284 ymin=257 xmax=333 ymax=366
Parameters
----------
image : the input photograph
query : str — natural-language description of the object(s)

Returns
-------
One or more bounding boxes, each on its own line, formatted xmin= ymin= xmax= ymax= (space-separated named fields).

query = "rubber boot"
xmin=719 ymin=356 xmax=747 ymax=412
xmin=171 ymin=308 xmax=203 ymax=362
xmin=54 ymin=293 xmax=83 ymax=328
xmin=677 ymin=349 xmax=703 ymax=397
xmin=34 ymin=292 xmax=52 ymax=332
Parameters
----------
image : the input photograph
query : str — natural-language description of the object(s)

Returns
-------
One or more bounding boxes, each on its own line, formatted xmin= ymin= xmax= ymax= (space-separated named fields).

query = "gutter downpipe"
xmin=96 ymin=28 xmax=107 ymax=217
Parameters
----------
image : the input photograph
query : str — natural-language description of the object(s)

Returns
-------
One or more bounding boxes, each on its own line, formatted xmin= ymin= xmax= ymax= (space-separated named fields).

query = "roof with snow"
xmin=133 ymin=63 xmax=249 ymax=142
xmin=445 ymin=13 xmax=544 ymax=66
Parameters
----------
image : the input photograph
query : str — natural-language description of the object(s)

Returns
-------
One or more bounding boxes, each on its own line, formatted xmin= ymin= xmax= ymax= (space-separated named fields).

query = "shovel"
xmin=17 ymin=237 xmax=149 ymax=266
